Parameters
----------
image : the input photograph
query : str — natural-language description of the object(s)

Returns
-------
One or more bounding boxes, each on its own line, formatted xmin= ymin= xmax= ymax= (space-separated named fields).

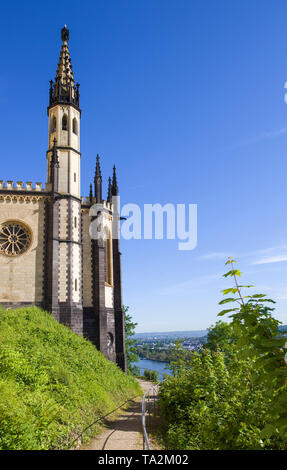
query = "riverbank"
xmin=133 ymin=358 xmax=171 ymax=380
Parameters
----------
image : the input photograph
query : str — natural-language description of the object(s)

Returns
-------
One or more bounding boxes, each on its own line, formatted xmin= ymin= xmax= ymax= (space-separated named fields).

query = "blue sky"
xmin=1 ymin=1 xmax=287 ymax=332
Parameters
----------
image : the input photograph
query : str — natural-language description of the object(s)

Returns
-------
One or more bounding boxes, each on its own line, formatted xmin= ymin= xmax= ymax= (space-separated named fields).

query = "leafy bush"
xmin=204 ymin=320 xmax=238 ymax=353
xmin=159 ymin=347 xmax=282 ymax=449
xmin=0 ymin=307 xmax=141 ymax=450
xmin=144 ymin=369 xmax=159 ymax=383
xmin=218 ymin=259 xmax=287 ymax=440
xmin=158 ymin=260 xmax=287 ymax=450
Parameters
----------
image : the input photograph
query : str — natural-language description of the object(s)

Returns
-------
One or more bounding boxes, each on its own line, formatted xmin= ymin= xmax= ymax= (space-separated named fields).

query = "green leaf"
xmin=218 ymin=298 xmax=240 ymax=305
xmin=218 ymin=308 xmax=238 ymax=317
xmin=223 ymin=270 xmax=242 ymax=278
xmin=277 ymin=417 xmax=287 ymax=431
xmin=247 ymin=298 xmax=276 ymax=304
xmin=221 ymin=288 xmax=238 ymax=295
xmin=261 ymin=424 xmax=276 ymax=438
xmin=225 ymin=258 xmax=236 ymax=265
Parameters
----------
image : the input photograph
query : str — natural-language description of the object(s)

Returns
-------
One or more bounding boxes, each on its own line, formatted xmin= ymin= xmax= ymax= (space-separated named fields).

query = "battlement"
xmin=82 ymin=196 xmax=112 ymax=211
xmin=103 ymin=200 xmax=112 ymax=210
xmin=0 ymin=181 xmax=46 ymax=192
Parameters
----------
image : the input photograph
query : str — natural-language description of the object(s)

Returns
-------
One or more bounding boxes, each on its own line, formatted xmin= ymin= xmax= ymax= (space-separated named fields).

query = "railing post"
xmin=142 ymin=380 xmax=166 ymax=451
xmin=148 ymin=392 xmax=150 ymax=428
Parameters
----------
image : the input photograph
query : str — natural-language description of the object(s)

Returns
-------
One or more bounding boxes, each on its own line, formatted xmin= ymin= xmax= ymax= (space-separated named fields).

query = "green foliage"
xmin=159 ymin=348 xmax=281 ymax=449
xmin=143 ymin=369 xmax=159 ymax=383
xmin=0 ymin=306 xmax=141 ymax=450
xmin=218 ymin=258 xmax=287 ymax=441
xmin=123 ymin=306 xmax=140 ymax=375
xmin=205 ymin=320 xmax=238 ymax=354
xmin=169 ymin=340 xmax=191 ymax=376
xmin=136 ymin=345 xmax=170 ymax=363
xmin=158 ymin=258 xmax=287 ymax=449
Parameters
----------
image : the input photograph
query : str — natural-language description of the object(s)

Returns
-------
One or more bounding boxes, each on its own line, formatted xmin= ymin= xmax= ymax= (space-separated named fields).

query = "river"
xmin=132 ymin=358 xmax=171 ymax=380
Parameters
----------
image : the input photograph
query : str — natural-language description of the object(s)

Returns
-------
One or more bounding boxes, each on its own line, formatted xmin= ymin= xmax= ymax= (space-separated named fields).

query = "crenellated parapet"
xmin=0 ymin=181 xmax=46 ymax=192
xmin=82 ymin=196 xmax=112 ymax=211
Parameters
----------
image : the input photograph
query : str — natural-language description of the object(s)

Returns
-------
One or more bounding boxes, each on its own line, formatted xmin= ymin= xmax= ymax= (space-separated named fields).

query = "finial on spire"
xmin=111 ymin=165 xmax=119 ymax=196
xmin=50 ymin=138 xmax=59 ymax=192
xmin=107 ymin=177 xmax=112 ymax=203
xmin=94 ymin=154 xmax=103 ymax=202
xmin=61 ymin=25 xmax=69 ymax=42
xmin=89 ymin=183 xmax=93 ymax=203
xmin=51 ymin=138 xmax=59 ymax=167
xmin=95 ymin=154 xmax=102 ymax=179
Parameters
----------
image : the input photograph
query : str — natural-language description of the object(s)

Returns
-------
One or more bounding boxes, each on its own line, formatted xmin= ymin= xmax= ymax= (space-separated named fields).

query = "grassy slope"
xmin=0 ymin=307 xmax=141 ymax=450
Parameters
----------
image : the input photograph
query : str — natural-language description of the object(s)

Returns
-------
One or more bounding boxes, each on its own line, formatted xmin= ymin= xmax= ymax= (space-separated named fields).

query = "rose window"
xmin=0 ymin=221 xmax=32 ymax=257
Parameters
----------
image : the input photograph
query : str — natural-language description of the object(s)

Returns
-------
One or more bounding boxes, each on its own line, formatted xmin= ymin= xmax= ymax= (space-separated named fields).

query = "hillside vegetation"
xmin=158 ymin=260 xmax=287 ymax=450
xmin=0 ymin=306 xmax=141 ymax=450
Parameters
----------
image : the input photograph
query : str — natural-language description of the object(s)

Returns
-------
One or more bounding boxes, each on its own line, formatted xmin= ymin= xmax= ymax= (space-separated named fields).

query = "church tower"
xmin=45 ymin=25 xmax=83 ymax=333
xmin=0 ymin=26 xmax=126 ymax=371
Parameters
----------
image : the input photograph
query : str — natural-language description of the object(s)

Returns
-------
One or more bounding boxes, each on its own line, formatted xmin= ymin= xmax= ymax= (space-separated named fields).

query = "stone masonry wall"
xmin=0 ymin=195 xmax=47 ymax=304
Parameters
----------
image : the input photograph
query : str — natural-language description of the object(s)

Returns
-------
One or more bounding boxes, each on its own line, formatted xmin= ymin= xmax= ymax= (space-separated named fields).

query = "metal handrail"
xmin=66 ymin=393 xmax=141 ymax=449
xmin=142 ymin=381 xmax=162 ymax=450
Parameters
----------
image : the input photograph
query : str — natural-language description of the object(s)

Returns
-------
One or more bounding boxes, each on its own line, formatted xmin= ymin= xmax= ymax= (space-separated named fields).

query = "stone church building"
xmin=0 ymin=26 xmax=126 ymax=371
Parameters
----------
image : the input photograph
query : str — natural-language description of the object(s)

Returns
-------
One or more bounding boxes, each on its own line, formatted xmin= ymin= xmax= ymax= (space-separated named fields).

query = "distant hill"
xmin=134 ymin=325 xmax=287 ymax=340
xmin=133 ymin=329 xmax=208 ymax=339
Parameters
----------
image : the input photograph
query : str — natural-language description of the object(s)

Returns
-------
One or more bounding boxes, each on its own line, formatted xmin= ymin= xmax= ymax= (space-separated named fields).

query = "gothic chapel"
xmin=0 ymin=26 xmax=126 ymax=371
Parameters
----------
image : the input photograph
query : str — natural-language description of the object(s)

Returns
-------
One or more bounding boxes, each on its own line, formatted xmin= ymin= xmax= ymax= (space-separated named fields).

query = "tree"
xmin=123 ymin=306 xmax=140 ymax=375
xmin=169 ymin=340 xmax=191 ymax=376
xmin=218 ymin=257 xmax=287 ymax=441
xmin=159 ymin=347 xmax=279 ymax=449
xmin=205 ymin=320 xmax=238 ymax=353
xmin=158 ymin=259 xmax=287 ymax=449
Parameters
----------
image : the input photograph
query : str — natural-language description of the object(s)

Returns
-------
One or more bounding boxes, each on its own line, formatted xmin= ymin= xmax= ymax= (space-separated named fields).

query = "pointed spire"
xmin=61 ymin=25 xmax=69 ymax=42
xmin=56 ymin=26 xmax=74 ymax=84
xmin=50 ymin=138 xmax=59 ymax=192
xmin=95 ymin=154 xmax=102 ymax=179
xmin=89 ymin=183 xmax=93 ymax=204
xmin=49 ymin=26 xmax=80 ymax=108
xmin=107 ymin=177 xmax=112 ymax=203
xmin=51 ymin=138 xmax=59 ymax=167
xmin=111 ymin=165 xmax=119 ymax=196
xmin=94 ymin=154 xmax=102 ymax=202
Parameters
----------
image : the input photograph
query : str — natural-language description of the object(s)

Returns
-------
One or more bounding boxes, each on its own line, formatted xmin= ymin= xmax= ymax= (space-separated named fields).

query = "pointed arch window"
xmin=62 ymin=114 xmax=68 ymax=131
xmin=51 ymin=116 xmax=56 ymax=133
xmin=104 ymin=228 xmax=113 ymax=286
xmin=72 ymin=117 xmax=78 ymax=135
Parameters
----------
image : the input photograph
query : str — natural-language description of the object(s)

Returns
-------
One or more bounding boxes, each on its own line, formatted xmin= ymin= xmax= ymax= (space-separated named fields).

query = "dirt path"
xmin=80 ymin=380 xmax=156 ymax=451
